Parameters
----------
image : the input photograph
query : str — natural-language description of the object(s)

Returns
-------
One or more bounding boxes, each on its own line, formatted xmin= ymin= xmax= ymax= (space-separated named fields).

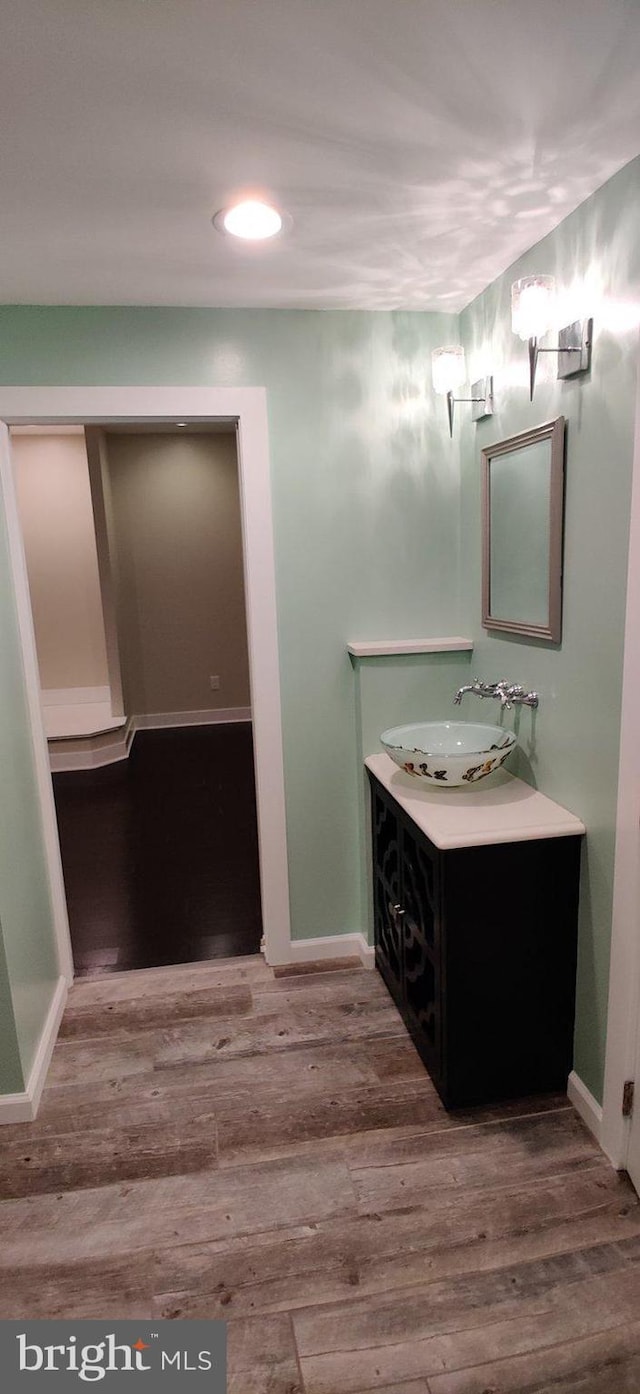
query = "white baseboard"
xmin=49 ymin=725 xmax=131 ymax=772
xmin=49 ymin=709 xmax=252 ymax=771
xmin=134 ymin=707 xmax=251 ymax=730
xmin=0 ymin=1090 xmax=35 ymax=1124
xmin=567 ymin=1069 xmax=603 ymax=1145
xmin=361 ymin=939 xmax=376 ymax=968
xmin=0 ymin=975 xmax=67 ymax=1124
xmin=269 ymin=932 xmax=375 ymax=971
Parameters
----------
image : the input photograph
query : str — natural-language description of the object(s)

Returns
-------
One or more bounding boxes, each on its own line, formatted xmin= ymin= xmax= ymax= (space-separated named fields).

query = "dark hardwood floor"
xmin=52 ymin=723 xmax=262 ymax=975
xmin=1 ymin=957 xmax=639 ymax=1392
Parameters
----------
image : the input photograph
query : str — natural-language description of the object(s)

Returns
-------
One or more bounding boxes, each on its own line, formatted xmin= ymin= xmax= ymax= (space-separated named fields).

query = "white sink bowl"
xmin=380 ymin=721 xmax=517 ymax=787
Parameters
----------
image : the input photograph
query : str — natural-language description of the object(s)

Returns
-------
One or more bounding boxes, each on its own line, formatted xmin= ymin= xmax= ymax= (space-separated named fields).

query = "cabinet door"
xmin=371 ymin=783 xmax=403 ymax=1000
xmin=401 ymin=822 xmax=441 ymax=1075
xmin=441 ymin=837 xmax=581 ymax=1105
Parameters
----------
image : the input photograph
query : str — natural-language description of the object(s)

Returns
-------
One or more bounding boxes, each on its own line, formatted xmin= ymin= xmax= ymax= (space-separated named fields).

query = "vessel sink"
xmin=380 ymin=721 xmax=517 ymax=786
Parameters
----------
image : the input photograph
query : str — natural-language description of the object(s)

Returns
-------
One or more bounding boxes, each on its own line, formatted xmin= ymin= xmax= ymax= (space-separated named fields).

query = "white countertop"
xmin=365 ymin=752 xmax=585 ymax=850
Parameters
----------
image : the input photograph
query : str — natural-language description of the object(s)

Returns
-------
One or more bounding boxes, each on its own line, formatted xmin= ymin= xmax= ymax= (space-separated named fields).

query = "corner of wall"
xmin=0 ymin=972 xmax=67 ymax=1123
xmin=0 ymin=928 xmax=25 ymax=1096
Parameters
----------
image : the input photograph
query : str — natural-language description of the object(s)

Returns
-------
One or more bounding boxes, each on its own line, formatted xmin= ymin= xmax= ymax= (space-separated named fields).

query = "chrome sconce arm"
xmin=445 ymin=377 xmax=493 ymax=438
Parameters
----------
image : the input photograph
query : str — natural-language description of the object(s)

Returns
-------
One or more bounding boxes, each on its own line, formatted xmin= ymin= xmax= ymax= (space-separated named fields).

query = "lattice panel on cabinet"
xmin=372 ymin=789 xmax=402 ymax=993
xmin=402 ymin=824 xmax=439 ymax=1054
xmin=404 ymin=918 xmax=437 ymax=1048
xmin=373 ymin=790 xmax=400 ymax=896
xmin=402 ymin=825 xmax=438 ymax=951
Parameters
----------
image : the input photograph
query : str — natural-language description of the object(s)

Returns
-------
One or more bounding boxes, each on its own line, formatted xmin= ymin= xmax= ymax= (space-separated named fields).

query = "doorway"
xmin=12 ymin=422 xmax=263 ymax=974
xmin=0 ymin=386 xmax=292 ymax=980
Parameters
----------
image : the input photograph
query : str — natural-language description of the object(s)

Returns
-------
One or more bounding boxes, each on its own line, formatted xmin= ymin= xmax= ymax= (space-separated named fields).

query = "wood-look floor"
xmin=1 ymin=957 xmax=639 ymax=1393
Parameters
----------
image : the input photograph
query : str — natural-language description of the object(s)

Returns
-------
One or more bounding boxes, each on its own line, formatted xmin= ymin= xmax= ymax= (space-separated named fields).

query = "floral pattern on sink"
xmin=401 ymin=730 xmax=515 ymax=786
xmin=382 ymin=722 xmax=517 ymax=787
xmin=403 ymin=754 xmax=507 ymax=782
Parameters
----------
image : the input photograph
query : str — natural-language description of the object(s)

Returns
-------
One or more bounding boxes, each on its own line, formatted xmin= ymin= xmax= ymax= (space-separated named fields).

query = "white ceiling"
xmin=1 ymin=0 xmax=639 ymax=311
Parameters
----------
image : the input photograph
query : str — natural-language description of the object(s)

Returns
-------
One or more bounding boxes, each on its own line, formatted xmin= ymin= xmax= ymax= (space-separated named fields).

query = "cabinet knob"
xmin=388 ymin=901 xmax=405 ymax=927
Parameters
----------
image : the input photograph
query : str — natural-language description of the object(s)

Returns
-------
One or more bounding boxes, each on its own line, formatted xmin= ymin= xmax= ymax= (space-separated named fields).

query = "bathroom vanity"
xmin=366 ymin=753 xmax=585 ymax=1108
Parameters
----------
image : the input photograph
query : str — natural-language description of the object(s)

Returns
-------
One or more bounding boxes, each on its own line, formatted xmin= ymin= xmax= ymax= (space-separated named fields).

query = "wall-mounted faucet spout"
xmin=453 ymin=677 xmax=503 ymax=705
xmin=453 ymin=678 xmax=539 ymax=710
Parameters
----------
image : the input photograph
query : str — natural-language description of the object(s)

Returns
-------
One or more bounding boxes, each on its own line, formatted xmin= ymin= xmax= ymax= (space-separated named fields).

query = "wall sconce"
xmin=511 ymin=275 xmax=592 ymax=401
xmin=431 ymin=346 xmax=493 ymax=437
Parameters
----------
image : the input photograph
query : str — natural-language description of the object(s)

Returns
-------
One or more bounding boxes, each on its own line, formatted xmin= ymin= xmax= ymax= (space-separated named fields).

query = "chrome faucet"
xmin=453 ymin=677 xmax=539 ymax=710
xmin=453 ymin=678 xmax=501 ymax=704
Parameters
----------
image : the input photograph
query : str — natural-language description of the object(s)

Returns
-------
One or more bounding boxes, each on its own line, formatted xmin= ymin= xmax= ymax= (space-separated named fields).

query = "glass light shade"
xmin=222 ymin=200 xmax=283 ymax=240
xmin=431 ymin=345 xmax=466 ymax=395
xmin=511 ymin=275 xmax=556 ymax=342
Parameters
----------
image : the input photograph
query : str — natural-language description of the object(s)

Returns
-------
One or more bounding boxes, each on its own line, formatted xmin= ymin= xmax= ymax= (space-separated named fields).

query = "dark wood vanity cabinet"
xmin=369 ymin=770 xmax=582 ymax=1109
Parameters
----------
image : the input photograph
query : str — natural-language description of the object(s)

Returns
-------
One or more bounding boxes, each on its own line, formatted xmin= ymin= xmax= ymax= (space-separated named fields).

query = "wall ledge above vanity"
xmin=347 ymin=637 xmax=473 ymax=658
xmin=366 ymin=752 xmax=585 ymax=850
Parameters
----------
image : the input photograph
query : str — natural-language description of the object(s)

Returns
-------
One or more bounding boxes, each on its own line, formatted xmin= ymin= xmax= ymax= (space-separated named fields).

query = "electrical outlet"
xmin=209 ymin=675 xmax=220 ymax=691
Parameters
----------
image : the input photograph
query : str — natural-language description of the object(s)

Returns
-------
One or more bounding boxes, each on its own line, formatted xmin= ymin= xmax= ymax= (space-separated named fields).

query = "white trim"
xmin=48 ymin=726 xmax=131 ymax=773
xmin=0 ymin=387 xmax=292 ymax=977
xmin=0 ymin=976 xmax=67 ymax=1123
xmin=10 ymin=424 xmax=84 ymax=436
xmin=47 ymin=711 xmax=125 ymax=742
xmin=42 ymin=686 xmax=111 ymax=707
xmin=284 ymin=932 xmax=375 ymax=970
xmin=567 ymin=1069 xmax=603 ymax=1147
xmin=235 ymin=393 xmax=291 ymax=966
xmin=48 ymin=709 xmax=253 ymax=772
xmin=602 ymin=356 xmax=640 ymax=1170
xmin=44 ymin=694 xmax=124 ymax=742
xmin=0 ymin=1090 xmax=34 ymax=1124
xmin=134 ymin=707 xmax=251 ymax=730
xmin=0 ymin=424 xmax=74 ymax=983
xmin=24 ymin=975 xmax=68 ymax=1117
xmin=358 ymin=935 xmax=375 ymax=969
xmin=347 ymin=637 xmax=474 ymax=658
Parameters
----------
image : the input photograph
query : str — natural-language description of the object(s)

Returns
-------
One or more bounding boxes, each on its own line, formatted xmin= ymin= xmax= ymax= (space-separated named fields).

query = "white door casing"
xmin=627 ymin=1034 xmax=640 ymax=1193
xmin=0 ymin=386 xmax=292 ymax=972
xmin=0 ymin=420 xmax=73 ymax=983
xmin=601 ymin=352 xmax=640 ymax=1174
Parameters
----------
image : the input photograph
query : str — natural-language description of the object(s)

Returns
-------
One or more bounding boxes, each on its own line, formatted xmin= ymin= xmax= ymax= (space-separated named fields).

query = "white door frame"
xmin=601 ymin=357 xmax=640 ymax=1169
xmin=0 ymin=386 xmax=292 ymax=974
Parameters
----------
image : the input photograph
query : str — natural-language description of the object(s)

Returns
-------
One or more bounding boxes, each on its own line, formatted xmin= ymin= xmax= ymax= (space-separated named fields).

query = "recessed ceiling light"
xmin=213 ymin=199 xmax=289 ymax=241
xmin=176 ymin=422 xmax=187 ymax=427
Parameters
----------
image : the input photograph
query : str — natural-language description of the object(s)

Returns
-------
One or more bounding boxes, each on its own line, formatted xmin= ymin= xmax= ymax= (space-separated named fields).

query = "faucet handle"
xmin=505 ymin=683 xmax=539 ymax=710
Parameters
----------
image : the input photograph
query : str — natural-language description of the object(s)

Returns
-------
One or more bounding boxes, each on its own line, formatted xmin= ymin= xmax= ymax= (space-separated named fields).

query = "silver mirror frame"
xmin=481 ymin=416 xmax=566 ymax=643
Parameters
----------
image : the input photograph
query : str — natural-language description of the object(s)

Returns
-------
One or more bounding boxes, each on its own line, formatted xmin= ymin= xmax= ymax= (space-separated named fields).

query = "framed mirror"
xmin=482 ymin=416 xmax=565 ymax=642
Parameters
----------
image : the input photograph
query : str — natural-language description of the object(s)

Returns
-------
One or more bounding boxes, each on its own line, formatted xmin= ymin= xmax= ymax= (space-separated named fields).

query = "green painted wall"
xmin=458 ymin=157 xmax=640 ymax=1102
xmin=0 ymin=476 xmax=59 ymax=1091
